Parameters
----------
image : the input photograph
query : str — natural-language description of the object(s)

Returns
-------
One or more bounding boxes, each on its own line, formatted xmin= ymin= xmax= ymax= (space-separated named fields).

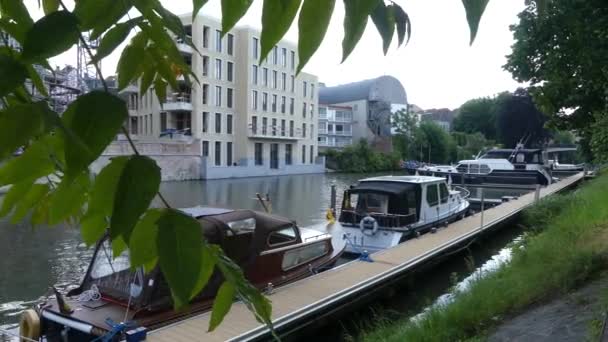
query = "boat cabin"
xmin=480 ymin=148 xmax=546 ymax=167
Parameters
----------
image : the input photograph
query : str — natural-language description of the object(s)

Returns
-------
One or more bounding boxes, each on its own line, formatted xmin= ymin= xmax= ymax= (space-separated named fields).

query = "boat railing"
xmin=453 ymin=185 xmax=471 ymax=199
xmin=302 ymin=231 xmax=330 ymax=242
xmin=339 ymin=210 xmax=417 ymax=228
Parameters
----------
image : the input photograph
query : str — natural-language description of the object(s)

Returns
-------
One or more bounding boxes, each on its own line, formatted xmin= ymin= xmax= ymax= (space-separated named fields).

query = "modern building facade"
xmin=318 ymin=76 xmax=407 ymax=152
xmin=132 ymin=14 xmax=322 ymax=179
xmin=317 ymin=105 xmax=354 ymax=151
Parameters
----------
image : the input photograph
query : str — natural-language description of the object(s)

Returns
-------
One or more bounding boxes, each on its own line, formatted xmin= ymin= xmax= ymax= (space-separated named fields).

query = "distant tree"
xmin=413 ymin=122 xmax=452 ymax=164
xmin=551 ymin=130 xmax=576 ymax=145
xmin=453 ymin=97 xmax=497 ymax=140
xmin=495 ymin=89 xmax=548 ymax=147
xmin=392 ymin=107 xmax=418 ymax=159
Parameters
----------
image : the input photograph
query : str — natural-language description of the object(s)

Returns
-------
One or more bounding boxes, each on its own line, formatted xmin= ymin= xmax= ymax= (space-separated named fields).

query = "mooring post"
xmin=480 ymin=187 xmax=485 ymax=230
xmin=534 ymin=184 xmax=541 ymax=202
xmin=330 ymin=182 xmax=337 ymax=216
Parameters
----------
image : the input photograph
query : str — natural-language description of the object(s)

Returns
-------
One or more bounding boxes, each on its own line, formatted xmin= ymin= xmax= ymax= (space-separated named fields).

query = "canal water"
xmin=0 ymin=171 xmax=530 ymax=338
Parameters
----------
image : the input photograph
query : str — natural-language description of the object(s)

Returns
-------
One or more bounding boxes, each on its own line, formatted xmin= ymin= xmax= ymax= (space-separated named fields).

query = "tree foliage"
xmin=324 ymin=139 xmax=401 ymax=172
xmin=494 ymin=89 xmax=548 ymax=148
xmin=0 ymin=0 xmax=499 ymax=332
xmin=453 ymin=97 xmax=497 ymax=140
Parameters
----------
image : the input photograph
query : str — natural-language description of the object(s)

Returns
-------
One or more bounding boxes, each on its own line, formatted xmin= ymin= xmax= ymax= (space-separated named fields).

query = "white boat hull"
xmin=343 ymin=228 xmax=403 ymax=254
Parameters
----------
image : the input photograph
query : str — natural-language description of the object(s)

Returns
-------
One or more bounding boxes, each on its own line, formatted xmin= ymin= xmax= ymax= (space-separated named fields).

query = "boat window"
xmin=281 ymin=242 xmax=328 ymax=270
xmin=516 ymin=153 xmax=525 ymax=163
xmin=356 ymin=193 xmax=389 ymax=214
xmin=469 ymin=164 xmax=480 ymax=174
xmin=439 ymin=183 xmax=449 ymax=204
xmin=268 ymin=226 xmax=298 ymax=247
xmin=479 ymin=164 xmax=491 ymax=174
xmin=427 ymin=184 xmax=439 ymax=207
xmin=88 ymin=240 xmax=142 ymax=300
xmin=457 ymin=164 xmax=468 ymax=173
xmin=90 ymin=240 xmax=131 ymax=279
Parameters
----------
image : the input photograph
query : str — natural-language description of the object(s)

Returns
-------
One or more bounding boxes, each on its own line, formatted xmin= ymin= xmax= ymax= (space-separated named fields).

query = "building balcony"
xmin=323 ymin=130 xmax=352 ymax=136
xmin=162 ymin=93 xmax=192 ymax=112
xmin=248 ymin=125 xmax=302 ymax=140
xmin=175 ymin=37 xmax=193 ymax=55
xmin=319 ymin=139 xmax=352 ymax=148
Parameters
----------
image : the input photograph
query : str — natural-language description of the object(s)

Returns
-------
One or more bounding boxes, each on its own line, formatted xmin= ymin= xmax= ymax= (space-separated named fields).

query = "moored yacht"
xmin=338 ymin=176 xmax=470 ymax=254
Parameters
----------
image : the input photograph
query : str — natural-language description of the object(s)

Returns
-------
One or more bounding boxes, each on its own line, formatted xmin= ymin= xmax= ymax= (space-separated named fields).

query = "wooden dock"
xmin=148 ymin=172 xmax=585 ymax=342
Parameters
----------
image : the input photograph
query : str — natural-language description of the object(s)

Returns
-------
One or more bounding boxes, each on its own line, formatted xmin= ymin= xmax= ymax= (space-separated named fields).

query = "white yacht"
xmin=338 ymin=176 xmax=470 ymax=254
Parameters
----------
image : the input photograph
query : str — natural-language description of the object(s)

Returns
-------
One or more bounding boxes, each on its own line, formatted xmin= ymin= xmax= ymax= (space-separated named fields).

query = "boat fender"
xmin=19 ymin=309 xmax=41 ymax=341
xmin=359 ymin=216 xmax=378 ymax=235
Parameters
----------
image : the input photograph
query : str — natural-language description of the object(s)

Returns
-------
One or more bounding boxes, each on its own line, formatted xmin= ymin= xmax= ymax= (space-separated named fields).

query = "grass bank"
xmin=362 ymin=172 xmax=608 ymax=342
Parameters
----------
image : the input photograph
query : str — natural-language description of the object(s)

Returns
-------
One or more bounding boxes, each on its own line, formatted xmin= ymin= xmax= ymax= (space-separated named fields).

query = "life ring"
xmin=19 ymin=309 xmax=41 ymax=342
xmin=359 ymin=216 xmax=378 ymax=235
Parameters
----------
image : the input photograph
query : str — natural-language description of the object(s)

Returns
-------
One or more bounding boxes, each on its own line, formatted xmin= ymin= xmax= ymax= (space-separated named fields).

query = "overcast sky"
xmin=43 ymin=0 xmax=526 ymax=110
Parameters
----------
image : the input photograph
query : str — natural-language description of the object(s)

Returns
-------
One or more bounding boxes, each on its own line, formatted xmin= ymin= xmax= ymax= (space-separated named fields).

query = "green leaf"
xmin=0 ymin=53 xmax=28 ymax=98
xmin=117 ymin=34 xmax=146 ymax=90
xmin=74 ymin=0 xmax=133 ymax=34
xmin=260 ymin=0 xmax=302 ymax=63
xmin=140 ymin=52 xmax=157 ymax=95
xmin=154 ymin=77 xmax=167 ymax=103
xmin=11 ymin=183 xmax=50 ymax=223
xmin=0 ymin=102 xmax=53 ymax=159
xmin=26 ymin=65 xmax=49 ymax=97
xmin=370 ymin=1 xmax=395 ymax=55
xmin=193 ymin=0 xmax=209 ymax=20
xmin=21 ymin=11 xmax=80 ymax=62
xmin=297 ymin=0 xmax=335 ymax=74
xmin=462 ymin=0 xmax=489 ymax=45
xmin=112 ymin=236 xmax=128 ymax=258
xmin=342 ymin=0 xmax=381 ymax=62
xmin=156 ymin=209 xmax=204 ymax=308
xmin=129 ymin=209 xmax=162 ymax=269
xmin=0 ymin=18 xmax=27 ymax=44
xmin=110 ymin=155 xmax=161 ymax=242
xmin=61 ymin=91 xmax=128 ymax=176
xmin=209 ymin=281 xmax=235 ymax=331
xmin=46 ymin=172 xmax=89 ymax=225
xmin=80 ymin=214 xmax=107 ymax=246
xmin=391 ymin=4 xmax=411 ymax=46
xmin=88 ymin=157 xmax=129 ymax=217
xmin=0 ymin=135 xmax=59 ymax=187
xmin=92 ymin=19 xmax=141 ymax=64
xmin=221 ymin=0 xmax=253 ymax=34
xmin=0 ymin=0 xmax=34 ymax=28
xmin=42 ymin=0 xmax=59 ymax=15
xmin=0 ymin=178 xmax=35 ymax=217
xmin=154 ymin=4 xmax=186 ymax=40
xmin=194 ymin=244 xmax=219 ymax=297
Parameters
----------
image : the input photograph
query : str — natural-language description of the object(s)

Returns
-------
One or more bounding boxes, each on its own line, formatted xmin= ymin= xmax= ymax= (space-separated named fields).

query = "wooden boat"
xmin=338 ymin=176 xmax=470 ymax=254
xmin=22 ymin=207 xmax=345 ymax=341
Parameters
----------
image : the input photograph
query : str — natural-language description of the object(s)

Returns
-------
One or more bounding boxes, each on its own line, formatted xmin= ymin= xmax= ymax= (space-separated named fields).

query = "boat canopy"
xmin=349 ymin=181 xmax=418 ymax=196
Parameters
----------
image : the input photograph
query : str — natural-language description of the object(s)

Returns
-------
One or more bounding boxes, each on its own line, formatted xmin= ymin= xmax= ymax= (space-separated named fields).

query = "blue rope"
xmin=91 ymin=318 xmax=135 ymax=342
xmin=343 ymin=234 xmax=374 ymax=262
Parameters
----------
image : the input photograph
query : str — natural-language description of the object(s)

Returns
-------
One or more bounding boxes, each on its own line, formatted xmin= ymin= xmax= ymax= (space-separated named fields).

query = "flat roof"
xmin=360 ymin=175 xmax=446 ymax=184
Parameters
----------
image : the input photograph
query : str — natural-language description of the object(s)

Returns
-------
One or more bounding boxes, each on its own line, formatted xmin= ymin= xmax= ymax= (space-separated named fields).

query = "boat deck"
xmin=148 ymin=172 xmax=584 ymax=342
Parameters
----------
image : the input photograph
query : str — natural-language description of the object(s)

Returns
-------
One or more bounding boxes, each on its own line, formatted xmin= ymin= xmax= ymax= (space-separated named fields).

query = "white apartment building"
xmin=132 ymin=14 xmax=322 ymax=179
xmin=318 ymin=105 xmax=354 ymax=151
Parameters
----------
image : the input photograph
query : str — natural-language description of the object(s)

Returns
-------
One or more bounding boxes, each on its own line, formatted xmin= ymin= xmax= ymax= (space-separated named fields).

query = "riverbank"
xmin=361 ymin=172 xmax=608 ymax=341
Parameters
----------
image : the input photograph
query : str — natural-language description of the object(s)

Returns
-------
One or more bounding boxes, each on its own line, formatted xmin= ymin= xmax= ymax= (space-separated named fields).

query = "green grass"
xmin=361 ymin=173 xmax=608 ymax=342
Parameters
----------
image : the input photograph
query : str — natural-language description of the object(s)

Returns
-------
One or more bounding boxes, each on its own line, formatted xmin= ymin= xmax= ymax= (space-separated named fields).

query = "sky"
xmin=39 ymin=0 xmax=527 ymax=110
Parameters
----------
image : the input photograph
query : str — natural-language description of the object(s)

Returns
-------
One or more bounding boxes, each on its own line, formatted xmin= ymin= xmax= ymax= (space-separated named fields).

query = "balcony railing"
xmin=162 ymin=93 xmax=192 ymax=111
xmin=248 ymin=124 xmax=301 ymax=140
xmin=165 ymin=93 xmax=191 ymax=103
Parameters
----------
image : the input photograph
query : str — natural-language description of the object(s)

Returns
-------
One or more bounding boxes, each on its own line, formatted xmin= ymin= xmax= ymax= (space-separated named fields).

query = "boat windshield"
xmin=356 ymin=193 xmax=389 ymax=214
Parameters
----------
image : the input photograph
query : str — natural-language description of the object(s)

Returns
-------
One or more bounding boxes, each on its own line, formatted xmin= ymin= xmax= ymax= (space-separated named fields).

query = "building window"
xmin=301 ymin=145 xmax=306 ymax=164
xmin=215 ymin=113 xmax=222 ymax=133
xmin=252 ymin=116 xmax=258 ymax=134
xmin=255 ymin=143 xmax=263 ymax=165
xmin=227 ymin=61 xmax=233 ymax=82
xmin=310 ymin=103 xmax=314 ymax=118
xmin=262 ymin=117 xmax=268 ymax=135
xmin=215 ymin=59 xmax=222 ymax=80
xmin=272 ymin=70 xmax=277 ymax=89
xmin=289 ymin=120 xmax=294 ymax=137
xmin=302 ymin=101 xmax=306 ymax=117
xmin=160 ymin=112 xmax=167 ymax=131
xmin=271 ymin=118 xmax=277 ymax=136
xmin=281 ymin=72 xmax=286 ymax=91
xmin=226 ymin=142 xmax=233 ymax=165
xmin=251 ymin=90 xmax=258 ymax=110
xmin=202 ymin=112 xmax=209 ymax=132
xmin=290 ymin=98 xmax=294 ymax=115
xmin=309 ymin=145 xmax=314 ymax=164
xmin=202 ymin=56 xmax=209 ymax=76
xmin=303 ymin=81 xmax=307 ymax=97
xmin=281 ymin=96 xmax=286 ymax=114
xmin=227 ymin=33 xmax=234 ymax=55
xmin=272 ymin=46 xmax=278 ymax=64
xmin=215 ymin=86 xmax=221 ymax=106
xmin=311 ymin=84 xmax=315 ymax=99
xmin=290 ymin=75 xmax=295 ymax=92
xmin=285 ymin=144 xmax=292 ymax=165
xmin=202 ymin=84 xmax=209 ymax=105
xmin=290 ymin=50 xmax=295 ymax=70
xmin=262 ymin=92 xmax=268 ymax=111
xmin=227 ymin=88 xmax=233 ymax=108
xmin=226 ymin=114 xmax=233 ymax=134
xmin=281 ymin=119 xmax=286 ymax=136
xmin=302 ymin=123 xmax=306 ymax=138
xmin=281 ymin=47 xmax=287 ymax=67
xmin=252 ymin=65 xmax=258 ymax=85
xmin=215 ymin=142 xmax=221 ymax=166
xmin=263 ymin=67 xmax=268 ymax=86
xmin=252 ymin=37 xmax=259 ymax=59
xmin=270 ymin=143 xmax=278 ymax=169
xmin=202 ymin=140 xmax=209 ymax=156
xmin=215 ymin=30 xmax=222 ymax=52
xmin=203 ymin=26 xmax=210 ymax=48
xmin=271 ymin=94 xmax=277 ymax=112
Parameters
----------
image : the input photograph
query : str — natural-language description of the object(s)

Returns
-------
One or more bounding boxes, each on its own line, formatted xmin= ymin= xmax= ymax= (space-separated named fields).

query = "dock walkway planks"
xmin=148 ymin=172 xmax=585 ymax=342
